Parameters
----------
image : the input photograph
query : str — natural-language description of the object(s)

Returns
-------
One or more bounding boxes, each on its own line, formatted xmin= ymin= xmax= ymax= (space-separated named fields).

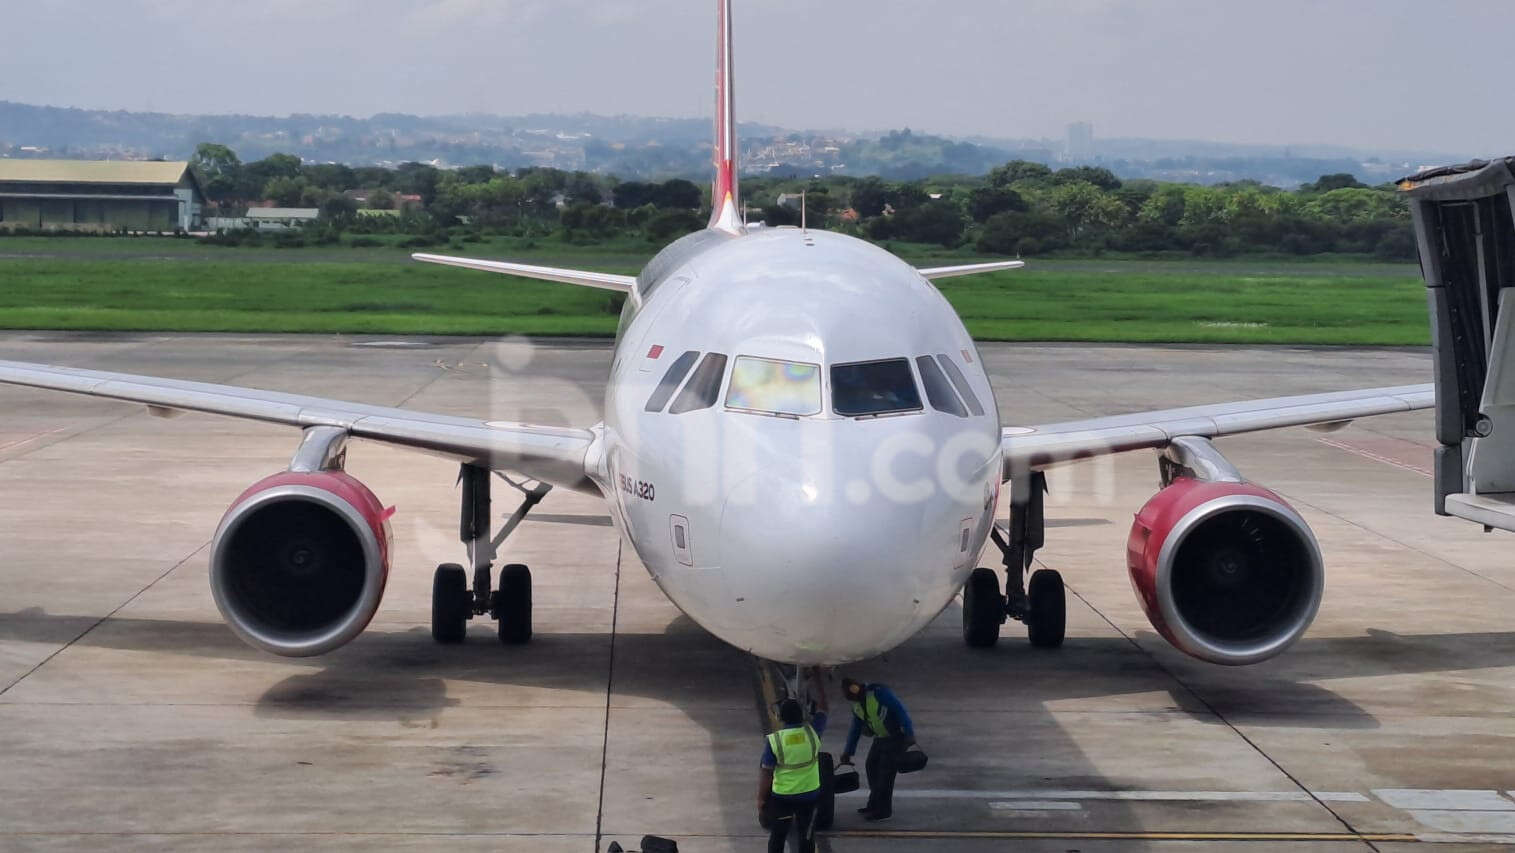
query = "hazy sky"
xmin=3 ymin=0 xmax=1510 ymax=156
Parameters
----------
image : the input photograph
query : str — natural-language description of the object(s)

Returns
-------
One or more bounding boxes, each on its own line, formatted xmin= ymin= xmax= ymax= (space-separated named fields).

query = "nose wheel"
xmin=429 ymin=465 xmax=546 ymax=645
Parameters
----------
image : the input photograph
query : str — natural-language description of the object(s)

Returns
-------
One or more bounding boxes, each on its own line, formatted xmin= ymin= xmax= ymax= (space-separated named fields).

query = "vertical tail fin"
xmin=708 ymin=0 xmax=742 ymax=233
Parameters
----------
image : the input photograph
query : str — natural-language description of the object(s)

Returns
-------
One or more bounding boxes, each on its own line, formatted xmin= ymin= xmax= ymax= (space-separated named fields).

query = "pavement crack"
xmin=1058 ymin=575 xmax=1382 ymax=852
xmin=0 ymin=542 xmax=207 ymax=697
xmin=593 ymin=538 xmax=623 ymax=853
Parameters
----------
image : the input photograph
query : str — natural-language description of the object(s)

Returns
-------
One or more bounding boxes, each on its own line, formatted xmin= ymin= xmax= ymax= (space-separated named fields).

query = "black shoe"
xmin=857 ymin=806 xmax=873 ymax=815
xmin=863 ymin=811 xmax=892 ymax=822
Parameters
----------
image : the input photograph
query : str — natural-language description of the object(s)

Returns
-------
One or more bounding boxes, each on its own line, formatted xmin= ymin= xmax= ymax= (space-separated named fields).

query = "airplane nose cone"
xmin=715 ymin=470 xmax=957 ymax=664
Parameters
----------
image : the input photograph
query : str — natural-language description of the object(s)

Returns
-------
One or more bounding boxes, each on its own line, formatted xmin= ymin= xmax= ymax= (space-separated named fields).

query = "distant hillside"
xmin=0 ymin=100 xmax=1464 ymax=187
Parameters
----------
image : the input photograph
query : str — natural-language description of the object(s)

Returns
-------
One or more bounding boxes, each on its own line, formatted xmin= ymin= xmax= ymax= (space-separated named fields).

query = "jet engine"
xmin=210 ymin=470 xmax=392 ymax=656
xmin=1125 ymin=468 xmax=1324 ymax=666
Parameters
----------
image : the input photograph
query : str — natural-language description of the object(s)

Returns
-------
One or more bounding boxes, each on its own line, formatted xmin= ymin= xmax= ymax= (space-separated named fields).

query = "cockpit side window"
xmin=831 ymin=358 xmax=922 ymax=417
xmin=644 ymin=350 xmax=701 ymax=412
xmin=725 ymin=357 xmax=821 ymax=417
xmin=915 ymin=355 xmax=968 ymax=417
xmin=669 ymin=352 xmax=729 ymax=414
xmin=933 ymin=353 xmax=985 ymax=416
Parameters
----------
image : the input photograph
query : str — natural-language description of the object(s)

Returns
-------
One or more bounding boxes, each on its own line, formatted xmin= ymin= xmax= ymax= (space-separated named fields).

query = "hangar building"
xmin=0 ymin=160 xmax=206 ymax=232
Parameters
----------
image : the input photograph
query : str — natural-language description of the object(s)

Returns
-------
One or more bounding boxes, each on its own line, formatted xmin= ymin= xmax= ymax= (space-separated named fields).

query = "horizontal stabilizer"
xmin=413 ymin=253 xmax=636 ymax=293
xmin=917 ymin=260 xmax=1026 ymax=280
xmin=915 ymin=262 xmax=1024 ymax=281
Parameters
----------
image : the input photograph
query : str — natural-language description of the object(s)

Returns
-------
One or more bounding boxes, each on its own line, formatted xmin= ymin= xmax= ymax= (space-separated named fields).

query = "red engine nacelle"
xmin=209 ymin=471 xmax=393 ymax=656
xmin=1126 ymin=477 xmax=1324 ymax=665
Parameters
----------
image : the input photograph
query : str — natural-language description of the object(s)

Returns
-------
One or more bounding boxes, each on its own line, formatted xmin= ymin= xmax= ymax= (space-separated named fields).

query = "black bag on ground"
xmin=897 ymin=745 xmax=928 ymax=774
xmin=832 ymin=762 xmax=860 ymax=794
xmin=640 ymin=836 xmax=679 ymax=853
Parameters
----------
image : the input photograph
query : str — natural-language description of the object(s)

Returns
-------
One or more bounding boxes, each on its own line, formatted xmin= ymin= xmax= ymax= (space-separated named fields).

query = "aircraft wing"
xmin=916 ymin=260 xmax=1025 ymax=280
xmin=412 ymin=253 xmax=636 ymax=293
xmin=1002 ymin=383 xmax=1434 ymax=474
xmin=0 ymin=360 xmax=598 ymax=493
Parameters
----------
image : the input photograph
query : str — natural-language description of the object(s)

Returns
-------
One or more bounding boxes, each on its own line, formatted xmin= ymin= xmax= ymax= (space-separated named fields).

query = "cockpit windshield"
xmin=831 ymin=358 xmax=922 ymax=417
xmin=725 ymin=356 xmax=821 ymax=416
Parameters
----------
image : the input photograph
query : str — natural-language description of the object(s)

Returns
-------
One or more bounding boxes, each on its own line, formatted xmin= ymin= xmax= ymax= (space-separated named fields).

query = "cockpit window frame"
xmin=724 ymin=355 xmax=824 ymax=419
xmin=916 ymin=355 xmax=969 ymax=418
xmin=644 ymin=349 xmax=701 ymax=413
xmin=934 ymin=353 xmax=986 ymax=417
xmin=830 ymin=357 xmax=924 ymax=419
xmin=668 ymin=352 xmax=729 ymax=414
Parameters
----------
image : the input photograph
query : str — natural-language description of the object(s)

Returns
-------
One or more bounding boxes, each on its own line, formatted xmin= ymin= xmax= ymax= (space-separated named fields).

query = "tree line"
xmin=191 ymin=143 xmax=1415 ymax=259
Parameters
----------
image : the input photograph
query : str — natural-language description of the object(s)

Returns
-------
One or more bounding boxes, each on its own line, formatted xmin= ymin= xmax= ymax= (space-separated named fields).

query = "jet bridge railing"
xmin=1403 ymin=156 xmax=1515 ymax=531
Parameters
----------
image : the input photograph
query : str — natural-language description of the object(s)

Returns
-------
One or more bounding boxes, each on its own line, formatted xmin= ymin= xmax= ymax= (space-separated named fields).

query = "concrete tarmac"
xmin=0 ymin=332 xmax=1511 ymax=852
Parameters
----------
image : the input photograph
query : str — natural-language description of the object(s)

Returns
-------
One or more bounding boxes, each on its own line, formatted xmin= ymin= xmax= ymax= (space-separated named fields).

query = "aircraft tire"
xmin=814 ymin=751 xmax=836 ymax=830
xmin=1027 ymin=569 xmax=1065 ymax=648
xmin=497 ymin=563 xmax=533 ymax=645
xmin=962 ymin=567 xmax=1002 ymax=648
xmin=431 ymin=563 xmax=469 ymax=644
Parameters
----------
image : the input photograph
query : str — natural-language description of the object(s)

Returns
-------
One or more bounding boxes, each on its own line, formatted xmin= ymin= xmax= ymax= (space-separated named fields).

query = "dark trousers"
xmin=865 ymin=736 xmax=907 ymax=815
xmin=765 ymin=798 xmax=816 ymax=853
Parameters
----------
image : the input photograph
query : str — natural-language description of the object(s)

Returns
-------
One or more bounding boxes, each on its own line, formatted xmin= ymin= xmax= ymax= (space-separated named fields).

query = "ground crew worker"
xmin=758 ymin=683 xmax=829 ymax=853
xmin=838 ymin=677 xmax=914 ymax=822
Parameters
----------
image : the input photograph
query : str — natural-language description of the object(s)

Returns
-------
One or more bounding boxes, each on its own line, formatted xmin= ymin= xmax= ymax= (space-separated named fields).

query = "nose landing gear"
xmin=429 ymin=464 xmax=548 ymax=645
xmin=754 ymin=662 xmax=838 ymax=830
xmin=962 ymin=471 xmax=1065 ymax=649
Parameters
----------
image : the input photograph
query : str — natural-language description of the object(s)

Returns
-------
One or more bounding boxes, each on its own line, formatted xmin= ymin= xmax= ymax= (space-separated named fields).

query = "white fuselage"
xmin=592 ymin=227 xmax=1002 ymax=664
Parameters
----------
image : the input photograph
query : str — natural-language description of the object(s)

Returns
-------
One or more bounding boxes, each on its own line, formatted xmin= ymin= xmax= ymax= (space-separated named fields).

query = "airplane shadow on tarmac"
xmin=3 ymin=606 xmax=1510 ymax=848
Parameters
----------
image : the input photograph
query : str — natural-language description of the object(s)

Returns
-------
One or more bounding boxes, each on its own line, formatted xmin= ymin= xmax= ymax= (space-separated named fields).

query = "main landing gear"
xmin=962 ymin=471 xmax=1066 ymax=649
xmin=431 ymin=464 xmax=550 ymax=645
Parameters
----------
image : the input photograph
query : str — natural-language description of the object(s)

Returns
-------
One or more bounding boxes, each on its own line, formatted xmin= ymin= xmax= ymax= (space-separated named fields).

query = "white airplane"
xmin=0 ymin=0 xmax=1432 ymax=670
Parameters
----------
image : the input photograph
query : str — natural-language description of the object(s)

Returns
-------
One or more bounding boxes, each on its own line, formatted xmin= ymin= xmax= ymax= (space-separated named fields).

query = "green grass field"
xmin=0 ymin=236 xmax=1430 ymax=344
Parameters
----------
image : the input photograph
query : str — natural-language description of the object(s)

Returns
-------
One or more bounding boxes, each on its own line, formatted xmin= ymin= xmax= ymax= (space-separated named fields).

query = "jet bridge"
xmin=1403 ymin=156 xmax=1515 ymax=531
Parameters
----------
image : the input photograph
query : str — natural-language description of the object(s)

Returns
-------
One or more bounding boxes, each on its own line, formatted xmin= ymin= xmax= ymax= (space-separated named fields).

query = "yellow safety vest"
xmin=852 ymin=691 xmax=889 ymax=738
xmin=766 ymin=724 xmax=821 ymax=795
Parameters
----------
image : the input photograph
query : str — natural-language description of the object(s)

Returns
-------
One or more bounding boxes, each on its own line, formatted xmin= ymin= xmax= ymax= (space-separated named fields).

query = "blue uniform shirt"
xmin=760 ymin=711 xmax=828 ymax=803
xmin=843 ymin=684 xmax=913 ymax=757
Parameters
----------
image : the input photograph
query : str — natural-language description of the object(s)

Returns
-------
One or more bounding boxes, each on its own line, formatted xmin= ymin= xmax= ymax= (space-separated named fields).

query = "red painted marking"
xmin=1317 ymin=436 xmax=1433 ymax=477
xmin=961 ymin=349 xmax=974 ymax=364
xmin=0 ymin=427 xmax=68 ymax=453
xmin=647 ymin=344 xmax=664 ymax=359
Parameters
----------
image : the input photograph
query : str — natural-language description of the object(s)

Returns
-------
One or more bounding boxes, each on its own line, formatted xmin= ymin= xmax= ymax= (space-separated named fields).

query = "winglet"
xmin=708 ymin=0 xmax=742 ymax=234
xmin=916 ymin=260 xmax=1026 ymax=280
xmin=412 ymin=253 xmax=635 ymax=293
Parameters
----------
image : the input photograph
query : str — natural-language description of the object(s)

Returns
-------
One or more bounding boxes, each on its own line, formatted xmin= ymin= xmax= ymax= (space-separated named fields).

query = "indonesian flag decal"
xmin=639 ymin=343 xmax=665 ymax=372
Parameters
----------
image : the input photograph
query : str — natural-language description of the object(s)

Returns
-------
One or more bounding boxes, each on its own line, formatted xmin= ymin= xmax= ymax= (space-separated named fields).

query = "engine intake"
xmin=1126 ymin=478 xmax=1323 ymax=665
xmin=210 ymin=471 xmax=391 ymax=656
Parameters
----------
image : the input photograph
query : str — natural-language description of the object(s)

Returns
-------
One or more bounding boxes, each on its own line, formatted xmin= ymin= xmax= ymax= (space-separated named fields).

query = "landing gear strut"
xmin=429 ymin=464 xmax=549 ymax=645
xmin=756 ymin=663 xmax=838 ymax=831
xmin=962 ymin=471 xmax=1065 ymax=649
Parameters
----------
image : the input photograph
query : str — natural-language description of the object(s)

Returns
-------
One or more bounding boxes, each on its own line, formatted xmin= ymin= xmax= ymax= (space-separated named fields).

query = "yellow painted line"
xmin=829 ymin=830 xmax=1420 ymax=842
